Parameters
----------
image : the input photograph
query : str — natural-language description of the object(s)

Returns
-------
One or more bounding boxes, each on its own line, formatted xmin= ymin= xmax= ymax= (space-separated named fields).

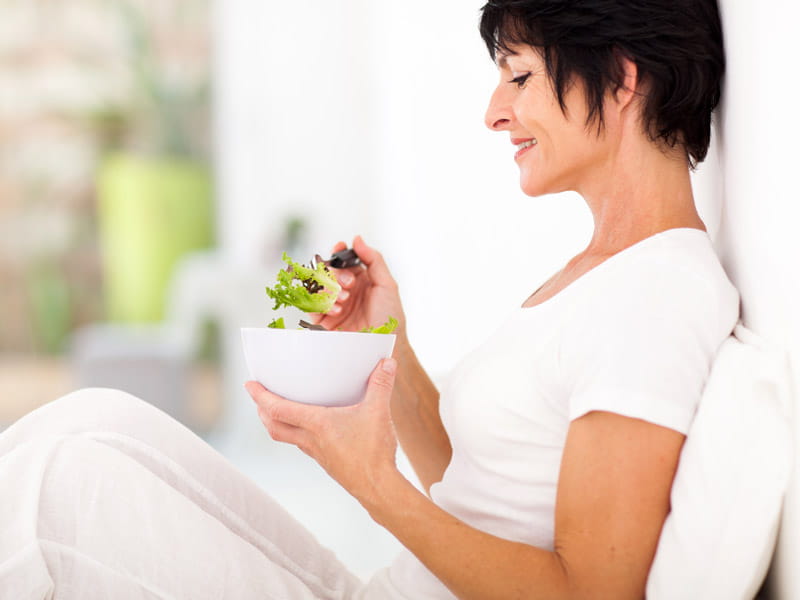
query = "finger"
xmin=308 ymin=305 xmax=342 ymax=323
xmin=307 ymin=311 xmax=329 ymax=325
xmin=256 ymin=406 xmax=316 ymax=453
xmin=352 ymin=235 xmax=396 ymax=288
xmin=309 ymin=294 xmax=350 ymax=327
xmin=246 ymin=381 xmax=319 ymax=428
xmin=308 ymin=312 xmax=332 ymax=327
xmin=327 ymin=241 xmax=357 ymax=289
xmin=333 ymin=268 xmax=356 ymax=289
xmin=362 ymin=358 xmax=397 ymax=406
xmin=306 ymin=309 xmax=342 ymax=329
xmin=307 ymin=283 xmax=355 ymax=327
xmin=317 ymin=314 xmax=346 ymax=331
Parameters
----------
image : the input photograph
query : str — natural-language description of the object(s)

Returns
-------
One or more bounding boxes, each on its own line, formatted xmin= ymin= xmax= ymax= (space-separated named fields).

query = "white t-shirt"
xmin=365 ymin=228 xmax=740 ymax=599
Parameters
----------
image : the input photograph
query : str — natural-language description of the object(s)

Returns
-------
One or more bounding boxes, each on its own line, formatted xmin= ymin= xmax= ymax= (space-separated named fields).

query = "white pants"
xmin=0 ymin=388 xmax=402 ymax=599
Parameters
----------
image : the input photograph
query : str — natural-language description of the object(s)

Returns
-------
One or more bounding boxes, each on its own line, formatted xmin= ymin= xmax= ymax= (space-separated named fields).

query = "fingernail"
xmin=329 ymin=305 xmax=341 ymax=314
xmin=338 ymin=290 xmax=350 ymax=301
xmin=382 ymin=358 xmax=396 ymax=374
xmin=338 ymin=272 xmax=353 ymax=285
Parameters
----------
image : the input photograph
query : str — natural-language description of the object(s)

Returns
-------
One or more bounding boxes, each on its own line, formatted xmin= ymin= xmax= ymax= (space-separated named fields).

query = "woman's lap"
xmin=0 ymin=388 xmax=363 ymax=599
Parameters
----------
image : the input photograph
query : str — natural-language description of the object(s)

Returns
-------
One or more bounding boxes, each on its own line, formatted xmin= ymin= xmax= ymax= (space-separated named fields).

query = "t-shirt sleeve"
xmin=561 ymin=258 xmax=736 ymax=434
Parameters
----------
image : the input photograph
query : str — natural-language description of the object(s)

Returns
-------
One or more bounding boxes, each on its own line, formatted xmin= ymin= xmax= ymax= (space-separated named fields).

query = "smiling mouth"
xmin=514 ymin=138 xmax=538 ymax=159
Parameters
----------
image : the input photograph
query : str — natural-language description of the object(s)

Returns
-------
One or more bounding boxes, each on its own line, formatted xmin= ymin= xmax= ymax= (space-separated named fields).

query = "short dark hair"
xmin=479 ymin=0 xmax=725 ymax=168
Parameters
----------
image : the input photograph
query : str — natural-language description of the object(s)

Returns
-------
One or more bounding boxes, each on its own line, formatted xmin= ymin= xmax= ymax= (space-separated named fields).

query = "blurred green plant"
xmin=25 ymin=260 xmax=72 ymax=355
xmin=283 ymin=215 xmax=309 ymax=257
xmin=96 ymin=153 xmax=214 ymax=322
xmin=196 ymin=317 xmax=220 ymax=363
xmin=93 ymin=1 xmax=214 ymax=323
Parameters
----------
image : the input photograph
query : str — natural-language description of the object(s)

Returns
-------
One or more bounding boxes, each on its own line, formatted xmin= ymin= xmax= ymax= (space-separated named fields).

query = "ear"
xmin=613 ymin=51 xmax=639 ymax=110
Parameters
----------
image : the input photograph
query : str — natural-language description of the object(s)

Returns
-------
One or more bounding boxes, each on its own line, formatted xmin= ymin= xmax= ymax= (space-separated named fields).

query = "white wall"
xmin=213 ymin=0 xmax=377 ymax=268
xmin=714 ymin=2 xmax=800 ymax=597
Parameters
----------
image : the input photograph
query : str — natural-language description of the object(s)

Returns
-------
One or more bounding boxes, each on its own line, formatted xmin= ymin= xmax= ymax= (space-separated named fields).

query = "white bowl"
xmin=241 ymin=327 xmax=396 ymax=406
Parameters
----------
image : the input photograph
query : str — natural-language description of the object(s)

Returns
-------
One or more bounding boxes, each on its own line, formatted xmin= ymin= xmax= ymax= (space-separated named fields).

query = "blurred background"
xmin=1 ymin=0 xmax=799 ymax=591
xmin=0 ymin=0 xmax=216 ymax=421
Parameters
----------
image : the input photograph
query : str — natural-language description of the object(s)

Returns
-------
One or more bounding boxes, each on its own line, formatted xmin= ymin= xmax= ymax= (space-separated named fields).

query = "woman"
xmin=1 ymin=1 xmax=737 ymax=598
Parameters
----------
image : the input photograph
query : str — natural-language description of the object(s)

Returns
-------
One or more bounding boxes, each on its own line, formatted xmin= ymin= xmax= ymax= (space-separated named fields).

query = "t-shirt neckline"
xmin=519 ymin=227 xmax=710 ymax=312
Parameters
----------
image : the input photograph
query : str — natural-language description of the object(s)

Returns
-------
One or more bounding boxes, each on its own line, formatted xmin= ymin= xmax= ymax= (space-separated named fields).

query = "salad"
xmin=265 ymin=251 xmax=397 ymax=334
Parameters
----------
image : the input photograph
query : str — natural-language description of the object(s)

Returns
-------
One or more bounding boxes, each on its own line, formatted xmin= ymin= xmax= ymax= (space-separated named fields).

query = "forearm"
xmin=391 ymin=337 xmax=452 ymax=493
xmin=365 ymin=470 xmax=571 ymax=600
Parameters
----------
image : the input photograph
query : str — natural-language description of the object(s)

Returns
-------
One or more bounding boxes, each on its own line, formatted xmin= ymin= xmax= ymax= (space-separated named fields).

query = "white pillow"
xmin=646 ymin=323 xmax=792 ymax=600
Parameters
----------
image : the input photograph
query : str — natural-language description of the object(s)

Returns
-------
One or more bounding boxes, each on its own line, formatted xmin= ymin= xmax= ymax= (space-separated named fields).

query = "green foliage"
xmin=264 ymin=251 xmax=398 ymax=334
xmin=359 ymin=316 xmax=398 ymax=334
xmin=265 ymin=253 xmax=342 ymax=314
xmin=26 ymin=261 xmax=72 ymax=354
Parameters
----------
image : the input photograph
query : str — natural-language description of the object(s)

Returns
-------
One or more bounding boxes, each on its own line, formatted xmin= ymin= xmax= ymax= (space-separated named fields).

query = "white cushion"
xmin=646 ymin=323 xmax=792 ymax=600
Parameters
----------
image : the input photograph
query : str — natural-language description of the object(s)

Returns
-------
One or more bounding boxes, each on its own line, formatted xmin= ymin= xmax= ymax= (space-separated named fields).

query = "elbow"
xmin=552 ymin=550 xmax=645 ymax=600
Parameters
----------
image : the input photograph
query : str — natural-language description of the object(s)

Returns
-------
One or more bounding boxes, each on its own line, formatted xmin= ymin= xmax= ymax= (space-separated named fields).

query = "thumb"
xmin=363 ymin=358 xmax=397 ymax=403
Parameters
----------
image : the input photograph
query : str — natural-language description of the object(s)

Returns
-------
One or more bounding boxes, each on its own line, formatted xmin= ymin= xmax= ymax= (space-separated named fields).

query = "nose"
xmin=484 ymin=84 xmax=513 ymax=131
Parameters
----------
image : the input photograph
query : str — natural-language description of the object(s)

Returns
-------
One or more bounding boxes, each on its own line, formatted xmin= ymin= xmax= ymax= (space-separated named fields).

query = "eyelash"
xmin=508 ymin=73 xmax=531 ymax=88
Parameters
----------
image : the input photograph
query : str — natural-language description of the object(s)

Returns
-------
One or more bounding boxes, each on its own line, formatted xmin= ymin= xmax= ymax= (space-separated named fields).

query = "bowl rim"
xmin=241 ymin=326 xmax=396 ymax=339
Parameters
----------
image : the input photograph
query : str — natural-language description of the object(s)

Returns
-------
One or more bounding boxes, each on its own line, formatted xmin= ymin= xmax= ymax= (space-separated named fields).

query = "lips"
xmin=513 ymin=137 xmax=538 ymax=160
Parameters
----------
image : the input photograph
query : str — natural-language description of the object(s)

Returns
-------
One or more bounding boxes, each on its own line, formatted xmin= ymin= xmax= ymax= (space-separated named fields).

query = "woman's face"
xmin=485 ymin=45 xmax=610 ymax=197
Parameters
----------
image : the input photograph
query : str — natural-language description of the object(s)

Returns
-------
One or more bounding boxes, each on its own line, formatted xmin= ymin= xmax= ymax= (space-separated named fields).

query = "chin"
xmin=519 ymin=176 xmax=550 ymax=198
xmin=519 ymin=170 xmax=571 ymax=198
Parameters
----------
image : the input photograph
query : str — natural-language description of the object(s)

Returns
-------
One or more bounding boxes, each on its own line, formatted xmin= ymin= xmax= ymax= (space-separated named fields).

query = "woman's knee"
xmin=52 ymin=387 xmax=152 ymax=420
xmin=0 ymin=388 xmax=172 ymax=450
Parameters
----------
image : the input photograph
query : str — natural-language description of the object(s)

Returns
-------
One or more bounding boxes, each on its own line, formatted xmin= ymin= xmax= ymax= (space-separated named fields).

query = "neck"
xmin=576 ymin=131 xmax=704 ymax=258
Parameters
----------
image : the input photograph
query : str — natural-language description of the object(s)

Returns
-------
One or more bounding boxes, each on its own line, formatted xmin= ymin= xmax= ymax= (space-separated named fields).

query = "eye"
xmin=508 ymin=72 xmax=531 ymax=89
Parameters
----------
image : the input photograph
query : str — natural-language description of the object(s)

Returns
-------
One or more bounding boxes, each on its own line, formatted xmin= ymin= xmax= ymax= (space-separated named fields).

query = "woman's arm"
xmin=390 ymin=337 xmax=452 ymax=493
xmin=248 ymin=364 xmax=684 ymax=600
xmin=363 ymin=409 xmax=683 ymax=600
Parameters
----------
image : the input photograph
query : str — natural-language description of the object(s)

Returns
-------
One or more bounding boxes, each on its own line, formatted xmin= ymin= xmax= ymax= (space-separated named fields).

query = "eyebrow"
xmin=495 ymin=51 xmax=519 ymax=69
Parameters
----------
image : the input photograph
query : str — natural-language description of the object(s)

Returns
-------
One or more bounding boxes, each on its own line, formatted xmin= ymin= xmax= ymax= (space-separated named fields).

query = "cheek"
xmin=517 ymin=130 xmax=595 ymax=195
xmin=547 ymin=120 xmax=602 ymax=167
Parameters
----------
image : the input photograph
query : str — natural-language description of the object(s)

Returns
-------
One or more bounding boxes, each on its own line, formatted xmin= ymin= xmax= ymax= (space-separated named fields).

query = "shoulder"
xmin=558 ymin=230 xmax=740 ymax=433
xmin=579 ymin=229 xmax=739 ymax=330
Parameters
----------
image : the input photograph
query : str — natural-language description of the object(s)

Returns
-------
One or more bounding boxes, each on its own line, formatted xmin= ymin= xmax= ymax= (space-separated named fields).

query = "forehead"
xmin=495 ymin=45 xmax=541 ymax=69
